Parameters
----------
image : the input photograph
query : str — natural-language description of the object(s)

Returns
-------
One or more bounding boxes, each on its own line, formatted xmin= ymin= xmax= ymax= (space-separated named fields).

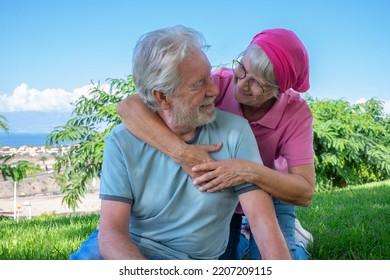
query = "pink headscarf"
xmin=249 ymin=28 xmax=310 ymax=93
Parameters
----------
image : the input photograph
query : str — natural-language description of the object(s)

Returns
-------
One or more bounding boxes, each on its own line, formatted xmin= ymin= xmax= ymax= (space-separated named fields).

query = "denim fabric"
xmin=247 ymin=198 xmax=310 ymax=260
xmin=236 ymin=234 xmax=249 ymax=260
xmin=218 ymin=213 xmax=242 ymax=259
xmin=224 ymin=198 xmax=310 ymax=260
xmin=69 ymin=229 xmax=103 ymax=260
xmin=69 ymin=229 xmax=168 ymax=260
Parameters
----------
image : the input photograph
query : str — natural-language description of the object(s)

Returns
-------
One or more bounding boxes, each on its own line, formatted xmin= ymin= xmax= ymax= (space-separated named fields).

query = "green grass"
xmin=0 ymin=213 xmax=99 ymax=260
xmin=0 ymin=180 xmax=389 ymax=260
xmin=297 ymin=180 xmax=390 ymax=260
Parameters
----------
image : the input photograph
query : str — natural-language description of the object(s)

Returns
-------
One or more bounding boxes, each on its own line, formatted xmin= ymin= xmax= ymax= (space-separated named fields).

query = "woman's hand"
xmin=192 ymin=159 xmax=252 ymax=192
xmin=178 ymin=143 xmax=222 ymax=178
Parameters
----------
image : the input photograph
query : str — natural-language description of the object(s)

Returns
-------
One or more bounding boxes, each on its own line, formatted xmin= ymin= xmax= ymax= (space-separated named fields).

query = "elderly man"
xmin=70 ymin=25 xmax=290 ymax=260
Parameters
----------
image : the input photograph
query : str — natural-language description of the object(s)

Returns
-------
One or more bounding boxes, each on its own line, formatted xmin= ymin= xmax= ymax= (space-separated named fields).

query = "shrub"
xmin=307 ymin=96 xmax=390 ymax=191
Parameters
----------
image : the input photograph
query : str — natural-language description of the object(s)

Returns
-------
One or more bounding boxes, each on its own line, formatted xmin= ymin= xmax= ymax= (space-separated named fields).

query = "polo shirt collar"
xmin=254 ymin=93 xmax=288 ymax=129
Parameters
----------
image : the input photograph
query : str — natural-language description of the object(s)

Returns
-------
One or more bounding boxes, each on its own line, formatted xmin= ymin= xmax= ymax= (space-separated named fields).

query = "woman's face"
xmin=233 ymin=56 xmax=275 ymax=108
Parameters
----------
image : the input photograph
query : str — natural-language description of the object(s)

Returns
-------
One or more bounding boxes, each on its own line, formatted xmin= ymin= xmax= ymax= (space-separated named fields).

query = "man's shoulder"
xmin=106 ymin=123 xmax=134 ymax=143
xmin=214 ymin=109 xmax=248 ymax=127
xmin=205 ymin=110 xmax=253 ymax=143
xmin=210 ymin=109 xmax=262 ymax=163
xmin=214 ymin=109 xmax=249 ymax=130
xmin=108 ymin=123 xmax=127 ymax=137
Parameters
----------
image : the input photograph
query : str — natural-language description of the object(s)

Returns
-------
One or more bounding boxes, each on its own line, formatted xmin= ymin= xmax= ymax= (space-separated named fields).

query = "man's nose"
xmin=206 ymin=79 xmax=219 ymax=97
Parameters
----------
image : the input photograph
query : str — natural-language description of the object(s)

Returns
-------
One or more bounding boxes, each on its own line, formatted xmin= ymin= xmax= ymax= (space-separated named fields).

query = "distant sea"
xmin=0 ymin=133 xmax=50 ymax=147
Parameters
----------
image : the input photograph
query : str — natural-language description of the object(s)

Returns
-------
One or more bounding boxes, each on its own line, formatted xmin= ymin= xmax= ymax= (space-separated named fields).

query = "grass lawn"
xmin=297 ymin=180 xmax=390 ymax=260
xmin=0 ymin=180 xmax=389 ymax=260
xmin=0 ymin=213 xmax=99 ymax=259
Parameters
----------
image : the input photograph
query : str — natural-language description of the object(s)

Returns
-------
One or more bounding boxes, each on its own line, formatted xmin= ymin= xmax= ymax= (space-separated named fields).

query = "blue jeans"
xmin=220 ymin=198 xmax=310 ymax=260
xmin=218 ymin=213 xmax=243 ymax=259
xmin=69 ymin=229 xmax=103 ymax=260
xmin=69 ymin=229 xmax=165 ymax=260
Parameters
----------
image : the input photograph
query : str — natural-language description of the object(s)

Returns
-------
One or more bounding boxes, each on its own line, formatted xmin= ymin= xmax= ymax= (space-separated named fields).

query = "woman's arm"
xmin=239 ymin=189 xmax=291 ymax=259
xmin=116 ymin=94 xmax=221 ymax=177
xmin=192 ymin=160 xmax=315 ymax=206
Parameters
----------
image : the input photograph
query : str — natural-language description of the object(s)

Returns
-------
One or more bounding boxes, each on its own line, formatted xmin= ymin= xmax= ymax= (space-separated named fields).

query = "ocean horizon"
xmin=0 ymin=133 xmax=51 ymax=147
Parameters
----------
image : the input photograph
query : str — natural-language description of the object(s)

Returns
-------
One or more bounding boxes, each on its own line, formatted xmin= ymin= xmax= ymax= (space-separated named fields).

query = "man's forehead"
xmin=179 ymin=51 xmax=210 ymax=75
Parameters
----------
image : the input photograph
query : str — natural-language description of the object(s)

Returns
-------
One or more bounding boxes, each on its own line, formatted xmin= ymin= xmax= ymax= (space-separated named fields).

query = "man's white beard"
xmin=171 ymin=97 xmax=216 ymax=129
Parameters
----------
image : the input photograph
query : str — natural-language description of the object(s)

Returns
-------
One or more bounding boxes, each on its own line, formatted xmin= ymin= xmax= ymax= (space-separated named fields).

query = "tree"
xmin=47 ymin=77 xmax=136 ymax=210
xmin=1 ymin=115 xmax=42 ymax=220
xmin=307 ymin=96 xmax=390 ymax=190
xmin=1 ymin=155 xmax=41 ymax=220
xmin=0 ymin=114 xmax=9 ymax=134
xmin=39 ymin=156 xmax=48 ymax=171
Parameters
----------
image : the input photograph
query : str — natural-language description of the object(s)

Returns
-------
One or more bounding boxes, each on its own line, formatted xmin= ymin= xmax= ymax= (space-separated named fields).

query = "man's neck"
xmin=172 ymin=127 xmax=197 ymax=142
xmin=157 ymin=112 xmax=197 ymax=142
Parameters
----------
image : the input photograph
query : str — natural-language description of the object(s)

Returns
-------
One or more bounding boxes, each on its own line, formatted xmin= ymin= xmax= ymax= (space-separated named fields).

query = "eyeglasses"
xmin=232 ymin=59 xmax=264 ymax=93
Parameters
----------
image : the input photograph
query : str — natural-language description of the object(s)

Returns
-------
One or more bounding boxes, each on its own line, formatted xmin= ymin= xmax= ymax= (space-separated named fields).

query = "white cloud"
xmin=0 ymin=83 xmax=108 ymax=113
xmin=2 ymin=84 xmax=389 ymax=116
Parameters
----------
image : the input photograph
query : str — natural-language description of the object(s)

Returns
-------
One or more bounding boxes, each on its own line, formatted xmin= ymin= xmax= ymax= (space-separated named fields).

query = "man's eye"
xmin=191 ymin=81 xmax=204 ymax=90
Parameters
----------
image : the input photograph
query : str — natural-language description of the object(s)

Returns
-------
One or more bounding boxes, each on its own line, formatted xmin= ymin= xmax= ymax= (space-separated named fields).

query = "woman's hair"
xmin=243 ymin=44 xmax=279 ymax=98
xmin=132 ymin=25 xmax=208 ymax=111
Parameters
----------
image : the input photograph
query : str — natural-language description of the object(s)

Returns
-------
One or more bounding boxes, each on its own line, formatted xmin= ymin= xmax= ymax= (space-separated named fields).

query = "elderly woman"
xmin=117 ymin=28 xmax=315 ymax=260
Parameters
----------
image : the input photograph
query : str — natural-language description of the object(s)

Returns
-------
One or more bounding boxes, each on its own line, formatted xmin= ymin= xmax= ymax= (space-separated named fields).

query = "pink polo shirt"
xmin=212 ymin=68 xmax=314 ymax=173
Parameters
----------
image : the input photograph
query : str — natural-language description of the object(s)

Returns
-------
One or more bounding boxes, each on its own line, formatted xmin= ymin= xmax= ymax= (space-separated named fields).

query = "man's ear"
xmin=152 ymin=88 xmax=171 ymax=110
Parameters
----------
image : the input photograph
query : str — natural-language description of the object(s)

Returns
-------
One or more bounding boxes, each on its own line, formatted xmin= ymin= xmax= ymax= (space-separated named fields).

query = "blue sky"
xmin=1 ymin=0 xmax=389 ymax=133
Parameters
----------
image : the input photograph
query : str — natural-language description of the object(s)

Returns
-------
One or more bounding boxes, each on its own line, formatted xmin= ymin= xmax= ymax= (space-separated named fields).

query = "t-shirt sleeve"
xmin=99 ymin=133 xmax=133 ymax=204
